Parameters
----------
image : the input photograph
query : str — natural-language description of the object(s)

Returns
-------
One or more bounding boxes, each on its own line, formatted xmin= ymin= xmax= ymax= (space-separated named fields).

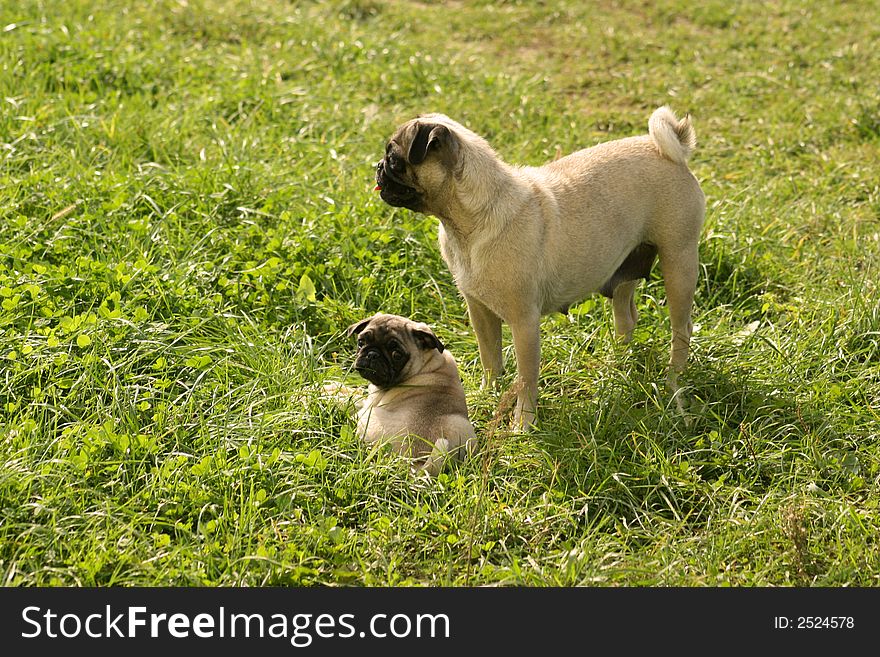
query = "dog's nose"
xmin=374 ymin=161 xmax=384 ymax=191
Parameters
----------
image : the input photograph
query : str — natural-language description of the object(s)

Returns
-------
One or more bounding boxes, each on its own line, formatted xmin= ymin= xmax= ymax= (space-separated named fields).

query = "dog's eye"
xmin=357 ymin=337 xmax=366 ymax=347
xmin=389 ymin=154 xmax=406 ymax=173
xmin=387 ymin=341 xmax=404 ymax=360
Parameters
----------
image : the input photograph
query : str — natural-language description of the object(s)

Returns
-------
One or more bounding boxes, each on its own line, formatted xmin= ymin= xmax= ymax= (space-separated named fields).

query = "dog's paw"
xmin=480 ymin=374 xmax=503 ymax=391
xmin=415 ymin=438 xmax=451 ymax=478
xmin=673 ymin=394 xmax=693 ymax=428
xmin=511 ymin=409 xmax=537 ymax=434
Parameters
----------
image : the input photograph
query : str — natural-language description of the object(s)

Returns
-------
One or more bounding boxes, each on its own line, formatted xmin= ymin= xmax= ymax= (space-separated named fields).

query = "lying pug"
xmin=375 ymin=107 xmax=705 ymax=428
xmin=345 ymin=313 xmax=476 ymax=476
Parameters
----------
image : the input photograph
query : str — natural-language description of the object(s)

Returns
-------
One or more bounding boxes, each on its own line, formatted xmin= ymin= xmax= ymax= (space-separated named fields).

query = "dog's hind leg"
xmin=658 ymin=244 xmax=699 ymax=415
xmin=602 ymin=243 xmax=656 ymax=343
xmin=612 ymin=279 xmax=640 ymax=343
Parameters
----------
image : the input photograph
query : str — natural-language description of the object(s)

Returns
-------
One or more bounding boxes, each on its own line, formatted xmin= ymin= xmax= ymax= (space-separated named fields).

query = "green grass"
xmin=1 ymin=0 xmax=878 ymax=586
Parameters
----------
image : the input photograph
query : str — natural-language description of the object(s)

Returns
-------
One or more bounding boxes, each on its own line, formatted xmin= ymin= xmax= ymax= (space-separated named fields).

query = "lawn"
xmin=1 ymin=0 xmax=878 ymax=586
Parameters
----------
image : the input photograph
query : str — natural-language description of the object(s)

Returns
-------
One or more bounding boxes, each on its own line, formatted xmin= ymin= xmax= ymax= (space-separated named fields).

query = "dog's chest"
xmin=357 ymin=390 xmax=416 ymax=443
xmin=439 ymin=226 xmax=515 ymax=301
xmin=439 ymin=224 xmax=501 ymax=284
xmin=438 ymin=224 xmax=468 ymax=276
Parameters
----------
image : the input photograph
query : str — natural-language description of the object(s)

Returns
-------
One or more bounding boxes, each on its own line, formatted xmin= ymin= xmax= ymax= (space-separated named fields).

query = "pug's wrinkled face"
xmin=348 ymin=314 xmax=445 ymax=388
xmin=375 ymin=140 xmax=424 ymax=211
xmin=375 ymin=116 xmax=459 ymax=213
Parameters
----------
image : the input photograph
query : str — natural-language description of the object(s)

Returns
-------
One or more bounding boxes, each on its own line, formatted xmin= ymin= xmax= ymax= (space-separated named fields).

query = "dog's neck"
xmin=431 ymin=152 xmax=531 ymax=239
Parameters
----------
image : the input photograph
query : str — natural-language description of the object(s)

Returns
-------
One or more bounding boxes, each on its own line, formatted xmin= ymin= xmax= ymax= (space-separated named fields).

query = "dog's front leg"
xmin=465 ymin=293 xmax=503 ymax=388
xmin=507 ymin=311 xmax=541 ymax=430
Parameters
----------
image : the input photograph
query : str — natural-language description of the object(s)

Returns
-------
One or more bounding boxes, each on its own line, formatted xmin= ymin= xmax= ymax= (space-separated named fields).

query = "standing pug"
xmin=375 ymin=107 xmax=705 ymax=428
xmin=347 ymin=313 xmax=476 ymax=476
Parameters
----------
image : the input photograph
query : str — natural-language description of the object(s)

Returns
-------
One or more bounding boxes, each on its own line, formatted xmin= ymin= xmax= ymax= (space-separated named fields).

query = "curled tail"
xmin=648 ymin=106 xmax=696 ymax=165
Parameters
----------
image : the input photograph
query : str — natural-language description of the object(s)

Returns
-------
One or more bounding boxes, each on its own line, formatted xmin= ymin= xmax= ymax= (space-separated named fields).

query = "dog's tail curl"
xmin=648 ymin=106 xmax=696 ymax=165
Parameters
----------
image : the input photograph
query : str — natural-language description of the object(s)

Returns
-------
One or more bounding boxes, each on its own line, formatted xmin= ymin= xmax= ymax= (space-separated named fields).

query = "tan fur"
xmin=351 ymin=314 xmax=476 ymax=476
xmin=380 ymin=107 xmax=705 ymax=428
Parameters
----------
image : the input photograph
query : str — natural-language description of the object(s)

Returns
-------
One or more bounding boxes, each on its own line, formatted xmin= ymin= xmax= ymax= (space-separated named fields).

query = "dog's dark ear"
xmin=408 ymin=123 xmax=456 ymax=166
xmin=347 ymin=317 xmax=372 ymax=337
xmin=411 ymin=325 xmax=445 ymax=353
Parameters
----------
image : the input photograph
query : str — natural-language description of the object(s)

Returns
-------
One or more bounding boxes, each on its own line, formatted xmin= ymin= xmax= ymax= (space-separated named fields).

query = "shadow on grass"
xmin=698 ymin=238 xmax=773 ymax=313
xmin=506 ymin=341 xmax=836 ymax=529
